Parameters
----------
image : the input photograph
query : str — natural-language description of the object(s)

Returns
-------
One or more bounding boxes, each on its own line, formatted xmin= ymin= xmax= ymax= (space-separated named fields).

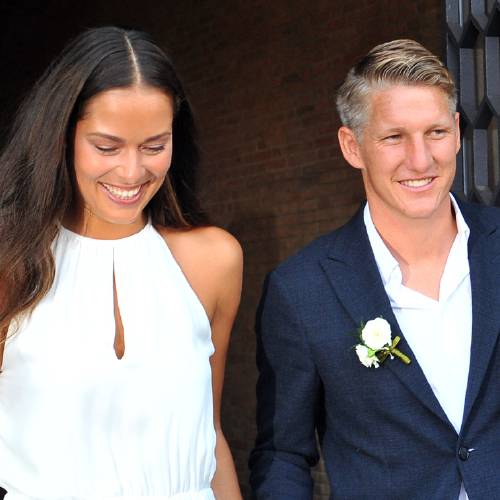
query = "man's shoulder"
xmin=271 ymin=206 xmax=364 ymax=285
xmin=275 ymin=230 xmax=337 ymax=275
xmin=457 ymin=198 xmax=500 ymax=229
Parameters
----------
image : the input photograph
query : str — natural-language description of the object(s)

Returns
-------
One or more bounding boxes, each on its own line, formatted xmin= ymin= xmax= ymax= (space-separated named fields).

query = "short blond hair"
xmin=336 ymin=39 xmax=457 ymax=138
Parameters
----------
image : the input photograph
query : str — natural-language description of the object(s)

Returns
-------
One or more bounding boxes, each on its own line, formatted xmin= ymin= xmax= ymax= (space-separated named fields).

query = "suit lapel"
xmin=461 ymin=203 xmax=500 ymax=427
xmin=319 ymin=206 xmax=451 ymax=425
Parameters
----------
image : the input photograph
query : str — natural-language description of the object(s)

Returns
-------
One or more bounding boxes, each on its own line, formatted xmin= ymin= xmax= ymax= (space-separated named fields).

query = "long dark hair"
xmin=0 ymin=26 xmax=207 ymax=335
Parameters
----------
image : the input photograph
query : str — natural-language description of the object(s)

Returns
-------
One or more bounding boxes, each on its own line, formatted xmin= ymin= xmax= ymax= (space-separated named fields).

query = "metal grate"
xmin=446 ymin=0 xmax=500 ymax=206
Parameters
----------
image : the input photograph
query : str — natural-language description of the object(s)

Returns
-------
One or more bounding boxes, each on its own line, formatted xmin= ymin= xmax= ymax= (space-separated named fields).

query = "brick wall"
xmin=0 ymin=1 xmax=444 ymax=497
xmin=169 ymin=2 xmax=444 ymax=497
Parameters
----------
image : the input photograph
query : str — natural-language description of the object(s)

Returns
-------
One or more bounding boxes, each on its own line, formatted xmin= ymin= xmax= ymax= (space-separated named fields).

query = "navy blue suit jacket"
xmin=249 ymin=200 xmax=500 ymax=499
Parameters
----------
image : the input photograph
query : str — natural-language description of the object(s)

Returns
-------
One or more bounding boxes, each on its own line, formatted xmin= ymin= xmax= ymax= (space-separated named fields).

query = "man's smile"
xmin=398 ymin=177 xmax=435 ymax=188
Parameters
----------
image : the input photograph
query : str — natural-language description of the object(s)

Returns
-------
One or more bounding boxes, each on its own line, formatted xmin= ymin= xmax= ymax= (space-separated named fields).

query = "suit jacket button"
xmin=458 ymin=446 xmax=470 ymax=461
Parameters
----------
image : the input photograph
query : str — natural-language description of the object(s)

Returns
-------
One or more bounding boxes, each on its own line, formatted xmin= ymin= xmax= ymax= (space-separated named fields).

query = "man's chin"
xmin=399 ymin=203 xmax=447 ymax=221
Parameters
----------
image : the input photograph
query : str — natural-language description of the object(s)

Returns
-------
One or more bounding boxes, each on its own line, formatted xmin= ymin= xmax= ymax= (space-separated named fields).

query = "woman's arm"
xmin=161 ymin=225 xmax=243 ymax=499
xmin=208 ymin=230 xmax=243 ymax=499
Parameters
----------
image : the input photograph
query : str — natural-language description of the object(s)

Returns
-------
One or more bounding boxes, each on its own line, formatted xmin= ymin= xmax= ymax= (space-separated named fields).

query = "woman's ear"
xmin=337 ymin=126 xmax=365 ymax=170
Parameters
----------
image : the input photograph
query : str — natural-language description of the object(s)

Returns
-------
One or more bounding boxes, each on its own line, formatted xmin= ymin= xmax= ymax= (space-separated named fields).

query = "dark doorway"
xmin=446 ymin=0 xmax=500 ymax=206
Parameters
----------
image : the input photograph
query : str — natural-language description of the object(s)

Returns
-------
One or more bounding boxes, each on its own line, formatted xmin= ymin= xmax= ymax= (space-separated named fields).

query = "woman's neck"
xmin=63 ymin=205 xmax=147 ymax=240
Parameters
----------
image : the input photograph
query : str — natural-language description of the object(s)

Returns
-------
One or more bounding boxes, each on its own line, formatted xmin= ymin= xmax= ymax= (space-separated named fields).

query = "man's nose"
xmin=407 ymin=136 xmax=433 ymax=172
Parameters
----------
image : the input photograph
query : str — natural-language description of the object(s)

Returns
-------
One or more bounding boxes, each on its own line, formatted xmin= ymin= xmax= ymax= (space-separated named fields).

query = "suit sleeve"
xmin=249 ymin=270 xmax=321 ymax=499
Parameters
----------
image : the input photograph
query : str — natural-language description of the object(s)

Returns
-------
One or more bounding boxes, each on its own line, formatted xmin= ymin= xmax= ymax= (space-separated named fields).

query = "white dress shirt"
xmin=364 ymin=195 xmax=471 ymax=500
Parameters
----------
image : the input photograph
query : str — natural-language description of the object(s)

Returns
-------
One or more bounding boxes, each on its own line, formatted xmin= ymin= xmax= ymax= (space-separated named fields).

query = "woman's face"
xmin=71 ymin=85 xmax=174 ymax=238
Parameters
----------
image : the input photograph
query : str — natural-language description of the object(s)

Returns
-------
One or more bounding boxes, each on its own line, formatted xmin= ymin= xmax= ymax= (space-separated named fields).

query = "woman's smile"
xmin=99 ymin=181 xmax=150 ymax=204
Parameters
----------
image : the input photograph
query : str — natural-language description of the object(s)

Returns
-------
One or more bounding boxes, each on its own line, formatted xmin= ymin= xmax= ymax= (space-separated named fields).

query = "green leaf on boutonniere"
xmin=354 ymin=318 xmax=411 ymax=368
xmin=376 ymin=336 xmax=411 ymax=365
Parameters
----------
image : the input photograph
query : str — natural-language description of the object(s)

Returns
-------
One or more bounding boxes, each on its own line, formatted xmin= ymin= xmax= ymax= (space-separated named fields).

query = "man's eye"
xmin=430 ymin=129 xmax=446 ymax=137
xmin=142 ymin=145 xmax=166 ymax=154
xmin=384 ymin=134 xmax=401 ymax=141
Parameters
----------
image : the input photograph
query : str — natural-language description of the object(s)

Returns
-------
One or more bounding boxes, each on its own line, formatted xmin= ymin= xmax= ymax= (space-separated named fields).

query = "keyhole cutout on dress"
xmin=113 ymin=273 xmax=125 ymax=360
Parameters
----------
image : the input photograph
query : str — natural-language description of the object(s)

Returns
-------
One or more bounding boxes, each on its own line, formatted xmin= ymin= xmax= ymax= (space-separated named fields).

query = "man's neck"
xmin=369 ymin=199 xmax=458 ymax=299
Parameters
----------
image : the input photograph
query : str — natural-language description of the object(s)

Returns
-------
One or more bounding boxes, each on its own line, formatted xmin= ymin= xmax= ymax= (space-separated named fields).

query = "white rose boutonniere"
xmin=355 ymin=344 xmax=380 ymax=368
xmin=354 ymin=317 xmax=411 ymax=368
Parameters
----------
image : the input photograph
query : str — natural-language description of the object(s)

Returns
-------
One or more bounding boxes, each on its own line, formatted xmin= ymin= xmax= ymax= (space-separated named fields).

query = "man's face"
xmin=339 ymin=85 xmax=460 ymax=224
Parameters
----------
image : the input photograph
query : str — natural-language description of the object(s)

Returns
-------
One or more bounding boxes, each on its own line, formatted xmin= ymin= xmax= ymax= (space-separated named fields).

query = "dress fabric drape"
xmin=0 ymin=223 xmax=216 ymax=499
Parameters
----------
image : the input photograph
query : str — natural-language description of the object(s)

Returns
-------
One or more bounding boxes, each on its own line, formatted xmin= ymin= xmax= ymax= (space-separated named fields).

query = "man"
xmin=249 ymin=39 xmax=500 ymax=499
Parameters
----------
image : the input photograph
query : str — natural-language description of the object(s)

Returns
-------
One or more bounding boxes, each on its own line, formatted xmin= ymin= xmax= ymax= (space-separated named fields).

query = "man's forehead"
xmin=365 ymin=84 xmax=453 ymax=123
xmin=368 ymin=83 xmax=449 ymax=103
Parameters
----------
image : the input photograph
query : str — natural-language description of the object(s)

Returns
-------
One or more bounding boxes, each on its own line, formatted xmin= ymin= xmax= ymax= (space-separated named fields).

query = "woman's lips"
xmin=100 ymin=181 xmax=149 ymax=204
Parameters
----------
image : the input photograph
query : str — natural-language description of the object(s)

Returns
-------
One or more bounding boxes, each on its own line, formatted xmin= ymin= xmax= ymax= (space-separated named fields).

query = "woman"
xmin=0 ymin=26 xmax=243 ymax=499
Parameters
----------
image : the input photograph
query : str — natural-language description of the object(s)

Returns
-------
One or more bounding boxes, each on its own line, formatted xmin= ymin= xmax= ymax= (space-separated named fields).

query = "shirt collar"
xmin=449 ymin=193 xmax=470 ymax=241
xmin=363 ymin=204 xmax=399 ymax=287
xmin=363 ymin=193 xmax=470 ymax=288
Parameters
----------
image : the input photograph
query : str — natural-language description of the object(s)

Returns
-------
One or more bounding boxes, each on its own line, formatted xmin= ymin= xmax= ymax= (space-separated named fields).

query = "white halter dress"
xmin=0 ymin=222 xmax=216 ymax=499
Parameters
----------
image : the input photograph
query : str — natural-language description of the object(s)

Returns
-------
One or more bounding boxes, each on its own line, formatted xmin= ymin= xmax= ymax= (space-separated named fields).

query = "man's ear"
xmin=337 ymin=126 xmax=365 ymax=170
xmin=454 ymin=112 xmax=461 ymax=154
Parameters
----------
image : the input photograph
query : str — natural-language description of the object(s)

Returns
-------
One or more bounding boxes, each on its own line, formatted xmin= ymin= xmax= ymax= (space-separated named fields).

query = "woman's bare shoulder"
xmin=155 ymin=225 xmax=242 ymax=321
xmin=156 ymin=224 xmax=242 ymax=275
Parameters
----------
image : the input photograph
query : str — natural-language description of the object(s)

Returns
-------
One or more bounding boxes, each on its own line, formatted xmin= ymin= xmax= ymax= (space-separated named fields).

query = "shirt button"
xmin=458 ymin=446 xmax=470 ymax=461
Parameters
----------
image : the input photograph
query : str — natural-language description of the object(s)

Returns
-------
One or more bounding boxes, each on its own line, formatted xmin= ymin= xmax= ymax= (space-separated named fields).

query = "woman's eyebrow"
xmin=86 ymin=131 xmax=171 ymax=142
xmin=143 ymin=131 xmax=172 ymax=142
xmin=86 ymin=132 xmax=124 ymax=142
